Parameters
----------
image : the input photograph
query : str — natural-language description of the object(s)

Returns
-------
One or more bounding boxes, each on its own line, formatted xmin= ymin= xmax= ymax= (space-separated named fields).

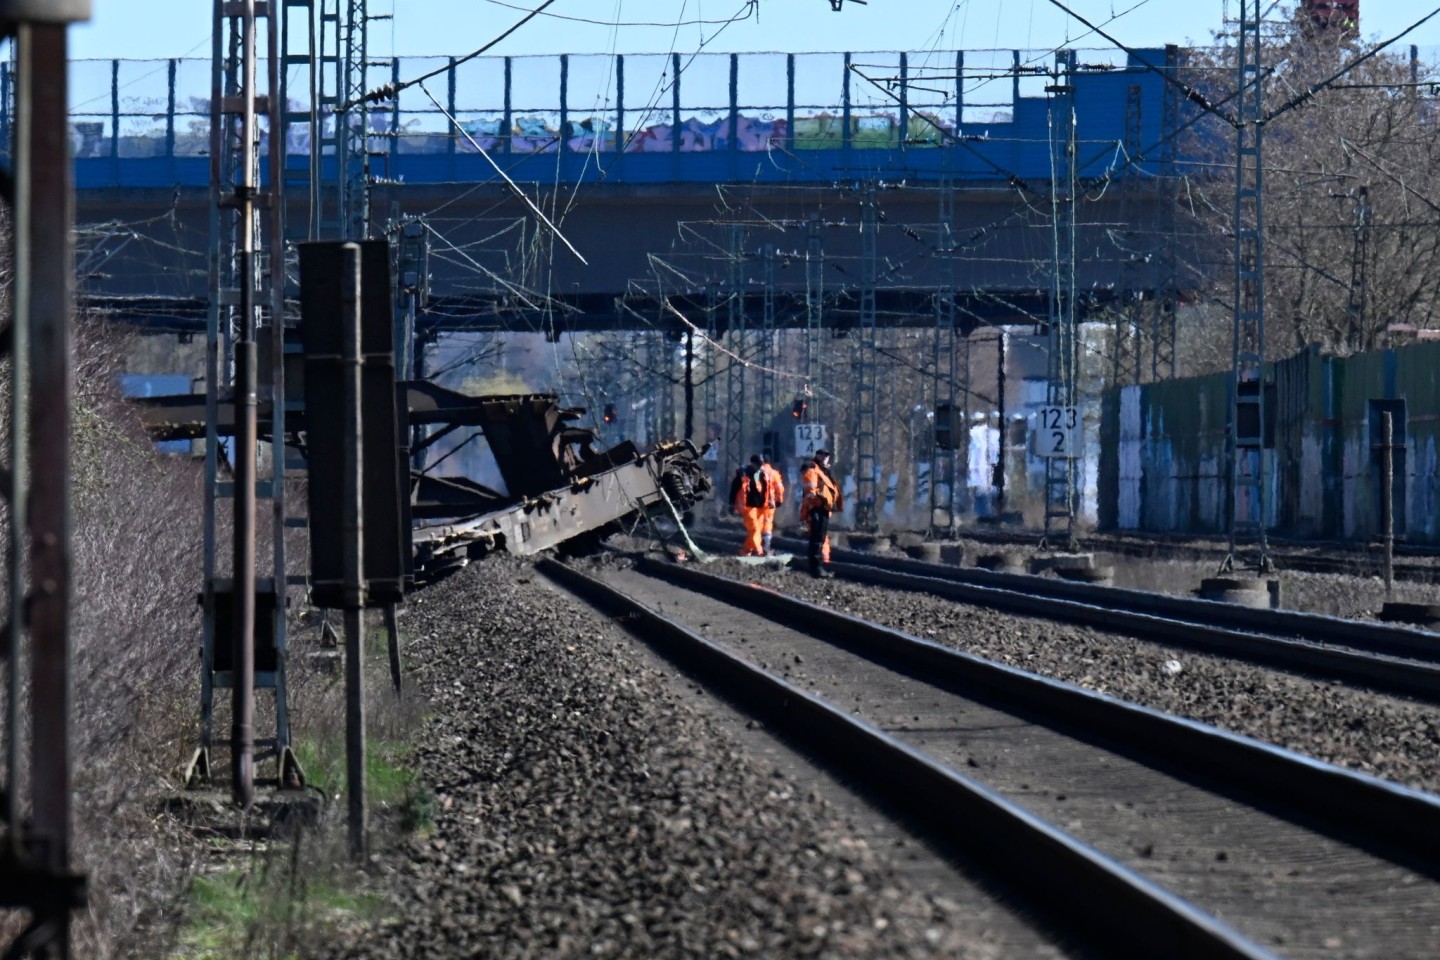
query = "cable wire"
xmin=342 ymin=0 xmax=558 ymax=111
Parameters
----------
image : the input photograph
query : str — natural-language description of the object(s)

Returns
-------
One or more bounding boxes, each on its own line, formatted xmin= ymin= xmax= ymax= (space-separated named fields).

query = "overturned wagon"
xmin=406 ymin=387 xmax=711 ymax=574
xmin=135 ymin=383 xmax=712 ymax=580
xmin=413 ymin=436 xmax=710 ymax=573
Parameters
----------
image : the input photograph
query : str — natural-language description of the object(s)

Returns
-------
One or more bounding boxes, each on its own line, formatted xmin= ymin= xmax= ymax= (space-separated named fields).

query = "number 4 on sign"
xmin=1032 ymin=406 xmax=1080 ymax=459
xmin=795 ymin=423 xmax=827 ymax=456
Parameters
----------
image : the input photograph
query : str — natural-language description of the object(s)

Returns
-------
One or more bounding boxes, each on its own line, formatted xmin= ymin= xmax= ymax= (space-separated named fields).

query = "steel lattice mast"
xmin=855 ymin=183 xmax=880 ymax=529
xmin=931 ymin=179 xmax=959 ymax=535
xmin=758 ymin=242 xmax=778 ymax=457
xmin=341 ymin=0 xmax=370 ymax=238
xmin=724 ymin=224 xmax=748 ymax=472
xmin=1042 ymin=51 xmax=1079 ymax=548
xmin=1152 ymin=45 xmax=1182 ymax=383
xmin=1225 ymin=0 xmax=1272 ymax=572
xmin=1111 ymin=81 xmax=1146 ymax=388
xmin=803 ymin=213 xmax=824 ymax=421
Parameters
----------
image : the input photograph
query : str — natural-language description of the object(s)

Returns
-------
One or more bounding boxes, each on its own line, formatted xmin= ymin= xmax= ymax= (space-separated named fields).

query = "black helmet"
xmin=814 ymin=448 xmax=831 ymax=462
xmin=749 ymin=454 xmax=763 ymax=466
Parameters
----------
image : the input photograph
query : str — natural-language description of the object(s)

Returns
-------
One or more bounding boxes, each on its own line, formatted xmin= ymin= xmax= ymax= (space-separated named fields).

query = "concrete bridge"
xmin=45 ymin=46 xmax=1190 ymax=336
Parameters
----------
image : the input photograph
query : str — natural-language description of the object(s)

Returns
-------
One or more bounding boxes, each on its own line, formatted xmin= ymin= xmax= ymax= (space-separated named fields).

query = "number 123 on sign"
xmin=1032 ymin=406 xmax=1081 ymax=459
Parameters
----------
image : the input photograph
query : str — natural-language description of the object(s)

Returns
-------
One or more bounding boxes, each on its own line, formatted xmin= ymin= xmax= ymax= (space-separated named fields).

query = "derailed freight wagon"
xmin=1098 ymin=341 xmax=1440 ymax=544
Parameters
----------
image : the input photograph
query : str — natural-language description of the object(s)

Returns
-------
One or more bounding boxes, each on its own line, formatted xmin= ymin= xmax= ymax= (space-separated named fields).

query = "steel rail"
xmin=921 ymin=527 xmax=1440 ymax=583
xmin=536 ymin=556 xmax=1280 ymax=960
xmin=694 ymin=531 xmax=1440 ymax=665
xmin=834 ymin=557 xmax=1440 ymax=702
xmin=632 ymin=555 xmax=1440 ymax=876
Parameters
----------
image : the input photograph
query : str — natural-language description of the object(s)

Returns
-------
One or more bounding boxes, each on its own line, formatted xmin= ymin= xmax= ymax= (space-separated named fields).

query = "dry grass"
xmin=0 ymin=318 xmax=424 ymax=957
xmin=0 ymin=319 xmax=212 ymax=957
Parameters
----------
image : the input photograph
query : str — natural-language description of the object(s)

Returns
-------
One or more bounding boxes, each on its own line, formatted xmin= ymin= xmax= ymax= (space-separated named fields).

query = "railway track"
xmin=950 ymin=527 xmax=1440 ymax=584
xmin=690 ymin=531 xmax=1440 ymax=702
xmin=690 ymin=522 xmax=1440 ymax=582
xmin=542 ymin=554 xmax=1440 ymax=959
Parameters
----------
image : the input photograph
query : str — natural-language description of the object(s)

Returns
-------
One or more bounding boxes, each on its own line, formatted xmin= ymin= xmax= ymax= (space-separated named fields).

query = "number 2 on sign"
xmin=1034 ymin=406 xmax=1080 ymax=459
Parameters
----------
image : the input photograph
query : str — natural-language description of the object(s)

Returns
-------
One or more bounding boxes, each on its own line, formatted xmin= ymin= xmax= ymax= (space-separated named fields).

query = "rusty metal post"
xmin=229 ymin=0 xmax=260 ymax=809
xmin=384 ymin=603 xmax=402 ymax=695
xmin=25 ymin=14 xmax=76 ymax=885
xmin=683 ymin=328 xmax=695 ymax=443
xmin=341 ymin=242 xmax=368 ymax=860
xmin=2 ymin=6 xmax=91 ymax=958
xmin=1381 ymin=411 xmax=1394 ymax=598
xmin=4 ymin=34 xmax=26 ymax=860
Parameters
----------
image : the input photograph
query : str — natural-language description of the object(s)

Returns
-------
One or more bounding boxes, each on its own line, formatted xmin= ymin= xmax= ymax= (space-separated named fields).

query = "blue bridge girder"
xmin=49 ymin=47 xmax=1196 ymax=334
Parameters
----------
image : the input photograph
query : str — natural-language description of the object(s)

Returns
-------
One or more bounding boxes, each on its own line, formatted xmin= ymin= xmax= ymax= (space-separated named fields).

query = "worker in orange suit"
xmin=759 ymin=455 xmax=786 ymax=556
xmin=799 ymin=448 xmax=842 ymax=577
xmin=734 ymin=454 xmax=770 ymax=556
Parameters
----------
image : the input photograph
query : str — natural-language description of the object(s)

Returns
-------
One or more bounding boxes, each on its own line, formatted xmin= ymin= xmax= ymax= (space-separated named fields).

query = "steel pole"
xmin=265 ymin=0 xmax=293 ymax=778
xmin=4 ymin=27 xmax=28 ymax=858
xmin=994 ymin=329 xmax=1007 ymax=512
xmin=1382 ymin=411 xmax=1394 ymax=597
xmin=340 ymin=242 xmax=368 ymax=860
xmin=229 ymin=0 xmax=259 ymax=808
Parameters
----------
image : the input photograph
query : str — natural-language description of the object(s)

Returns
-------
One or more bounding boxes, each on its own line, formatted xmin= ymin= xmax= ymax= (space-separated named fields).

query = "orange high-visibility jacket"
xmin=734 ymin=464 xmax=778 ymax=512
xmin=760 ymin=462 xmax=786 ymax=508
xmin=800 ymin=461 xmax=840 ymax=515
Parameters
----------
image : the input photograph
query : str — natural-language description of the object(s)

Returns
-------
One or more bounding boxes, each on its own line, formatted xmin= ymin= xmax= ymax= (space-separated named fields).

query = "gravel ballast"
xmin=716 ymin=553 xmax=1440 ymax=795
xmin=321 ymin=538 xmax=1440 ymax=956
xmin=330 ymin=555 xmax=1067 ymax=959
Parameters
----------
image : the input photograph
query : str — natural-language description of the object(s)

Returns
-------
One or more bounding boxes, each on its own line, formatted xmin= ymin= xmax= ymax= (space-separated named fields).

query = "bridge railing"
xmin=25 ymin=48 xmax=1189 ymax=187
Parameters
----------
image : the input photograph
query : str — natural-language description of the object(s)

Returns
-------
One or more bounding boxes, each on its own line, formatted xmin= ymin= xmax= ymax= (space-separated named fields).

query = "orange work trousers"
xmin=740 ymin=506 xmax=766 ymax=555
xmin=761 ymin=506 xmax=778 ymax=535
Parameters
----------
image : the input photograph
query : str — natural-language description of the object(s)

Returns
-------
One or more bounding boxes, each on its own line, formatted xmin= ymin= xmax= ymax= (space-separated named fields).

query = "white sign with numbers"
xmin=1032 ymin=406 xmax=1081 ymax=459
xmin=794 ymin=423 xmax=828 ymax=456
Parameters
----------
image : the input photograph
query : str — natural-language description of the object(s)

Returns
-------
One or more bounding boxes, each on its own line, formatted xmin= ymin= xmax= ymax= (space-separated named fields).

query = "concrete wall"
xmin=1099 ymin=340 xmax=1440 ymax=544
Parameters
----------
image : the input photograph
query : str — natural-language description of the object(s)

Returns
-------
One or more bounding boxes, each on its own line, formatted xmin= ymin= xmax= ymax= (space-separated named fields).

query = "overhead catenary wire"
xmin=340 ymin=0 xmax=559 ymax=112
xmin=416 ymin=81 xmax=589 ymax=266
xmin=1263 ymin=5 xmax=1440 ymax=122
xmin=477 ymin=0 xmax=756 ymax=28
xmin=1040 ymin=0 xmax=1240 ymax=126
xmin=333 ymin=14 xmax=1434 ymax=481
xmin=420 ymin=220 xmax=558 ymax=311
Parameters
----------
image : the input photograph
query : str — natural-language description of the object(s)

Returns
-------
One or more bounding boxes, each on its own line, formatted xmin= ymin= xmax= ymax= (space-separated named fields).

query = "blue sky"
xmin=69 ymin=1 xmax=1440 ymax=62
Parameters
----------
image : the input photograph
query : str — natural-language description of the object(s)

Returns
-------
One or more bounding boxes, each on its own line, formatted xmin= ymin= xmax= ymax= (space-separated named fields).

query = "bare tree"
xmin=1180 ymin=17 xmax=1440 ymax=361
